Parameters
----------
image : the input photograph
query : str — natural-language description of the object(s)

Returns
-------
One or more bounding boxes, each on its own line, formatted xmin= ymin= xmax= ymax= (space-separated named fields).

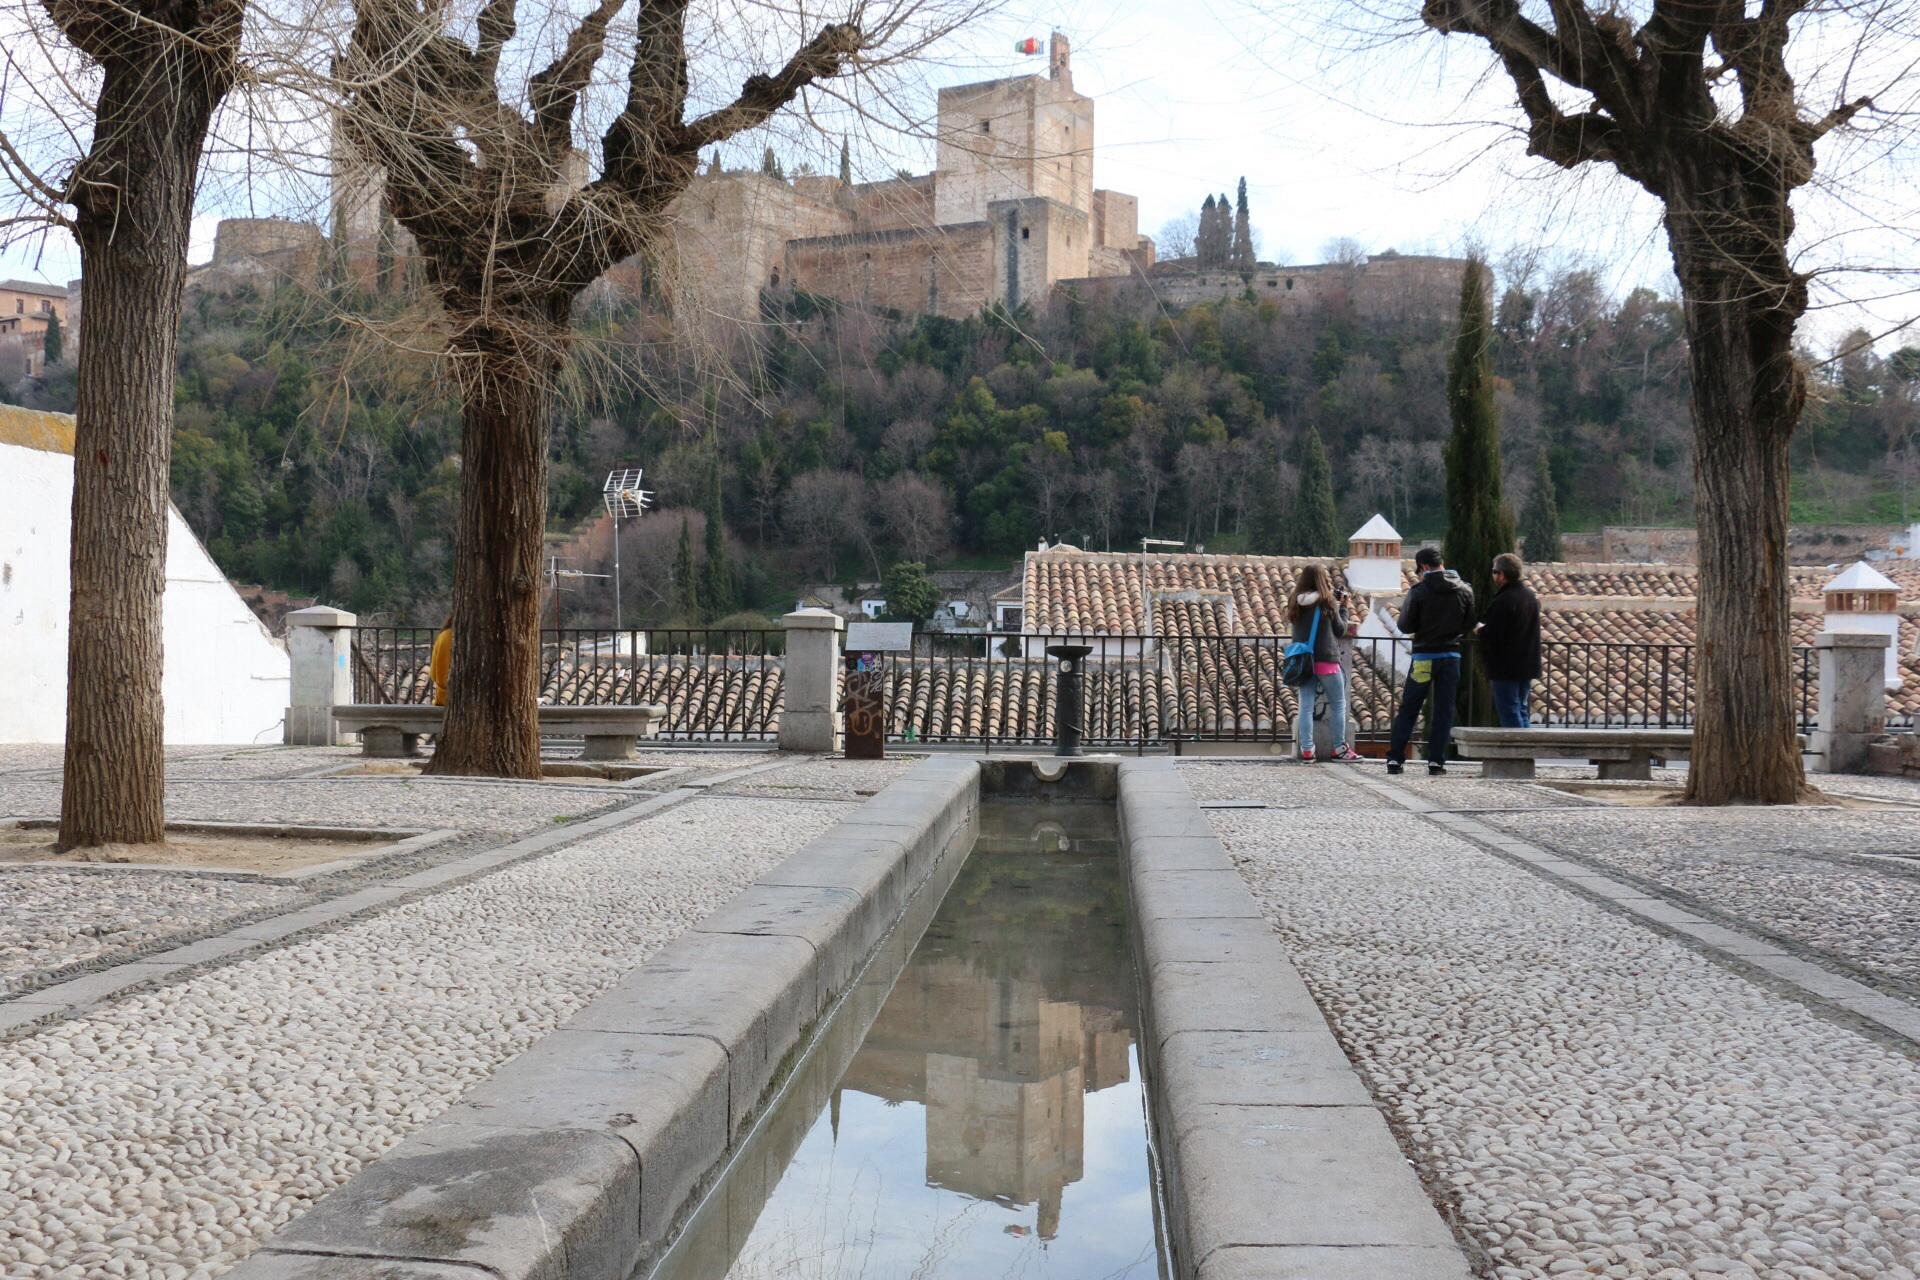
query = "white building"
xmin=1 ymin=407 xmax=290 ymax=744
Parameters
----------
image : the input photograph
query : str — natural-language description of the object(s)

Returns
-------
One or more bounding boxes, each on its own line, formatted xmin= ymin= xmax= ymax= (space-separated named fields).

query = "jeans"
xmin=1298 ymin=669 xmax=1348 ymax=754
xmin=1490 ymin=679 xmax=1532 ymax=728
xmin=1388 ymin=654 xmax=1460 ymax=765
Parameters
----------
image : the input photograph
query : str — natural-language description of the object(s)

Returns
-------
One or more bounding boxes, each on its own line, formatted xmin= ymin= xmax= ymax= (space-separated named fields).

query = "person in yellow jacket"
xmin=429 ymin=615 xmax=453 ymax=706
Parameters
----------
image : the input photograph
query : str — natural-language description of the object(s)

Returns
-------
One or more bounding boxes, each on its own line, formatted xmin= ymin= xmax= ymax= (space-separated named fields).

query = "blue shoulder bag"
xmin=1281 ymin=606 xmax=1319 ymax=689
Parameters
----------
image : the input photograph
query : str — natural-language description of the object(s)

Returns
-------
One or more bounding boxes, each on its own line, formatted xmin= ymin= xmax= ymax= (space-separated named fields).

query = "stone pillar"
xmin=780 ymin=609 xmax=844 ymax=753
xmin=285 ymin=606 xmax=357 ymax=745
xmin=1812 ymin=631 xmax=1889 ymax=774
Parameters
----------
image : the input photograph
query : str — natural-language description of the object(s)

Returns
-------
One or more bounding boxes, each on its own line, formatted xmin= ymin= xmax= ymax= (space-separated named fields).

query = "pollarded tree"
xmin=1420 ymin=0 xmax=1896 ymax=803
xmin=21 ymin=0 xmax=247 ymax=847
xmin=338 ymin=0 xmax=959 ymax=777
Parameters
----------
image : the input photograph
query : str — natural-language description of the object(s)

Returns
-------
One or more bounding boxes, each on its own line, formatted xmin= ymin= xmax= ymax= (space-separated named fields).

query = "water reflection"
xmin=649 ymin=804 xmax=1161 ymax=1280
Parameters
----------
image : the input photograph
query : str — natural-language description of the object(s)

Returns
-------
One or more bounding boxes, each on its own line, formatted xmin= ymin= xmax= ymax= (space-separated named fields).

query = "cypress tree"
xmin=1197 ymin=195 xmax=1218 ymax=266
xmin=1520 ymin=449 xmax=1563 ymax=562
xmin=1442 ymin=254 xmax=1515 ymax=608
xmin=838 ymin=137 xmax=852 ymax=185
xmin=1289 ymin=426 xmax=1339 ymax=556
xmin=1443 ymin=256 xmax=1516 ymax=726
xmin=701 ymin=461 xmax=734 ymax=618
xmin=1231 ymin=177 xmax=1254 ymax=272
xmin=761 ymin=146 xmax=784 ymax=180
xmin=672 ymin=516 xmax=701 ymax=620
xmin=41 ymin=309 xmax=63 ymax=365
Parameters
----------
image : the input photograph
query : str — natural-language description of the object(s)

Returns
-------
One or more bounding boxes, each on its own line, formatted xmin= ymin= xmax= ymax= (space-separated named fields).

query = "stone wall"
xmin=1561 ymin=524 xmax=1910 ymax=566
xmin=190 ymin=218 xmax=326 ymax=292
xmin=786 ymin=223 xmax=994 ymax=318
xmin=1055 ymin=253 xmax=1468 ymax=323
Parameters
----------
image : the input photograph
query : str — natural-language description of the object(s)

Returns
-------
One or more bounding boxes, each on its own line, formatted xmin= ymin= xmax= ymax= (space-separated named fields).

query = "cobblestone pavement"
xmin=0 ymin=873 xmax=301 ymax=996
xmin=1479 ymin=806 xmax=1920 ymax=996
xmin=717 ymin=754 xmax=924 ymax=800
xmin=0 ymin=795 xmax=844 ymax=1280
xmin=1214 ymin=785 xmax=1920 ymax=1280
xmin=1176 ymin=759 xmax=1396 ymax=806
xmin=0 ymin=777 xmax=627 ymax=831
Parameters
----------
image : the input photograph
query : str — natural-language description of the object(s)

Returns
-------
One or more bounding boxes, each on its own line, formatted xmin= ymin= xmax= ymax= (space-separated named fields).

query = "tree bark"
xmin=57 ymin=22 xmax=236 ymax=850
xmin=1669 ymin=211 xmax=1809 ymax=805
xmin=423 ymin=311 xmax=568 ymax=779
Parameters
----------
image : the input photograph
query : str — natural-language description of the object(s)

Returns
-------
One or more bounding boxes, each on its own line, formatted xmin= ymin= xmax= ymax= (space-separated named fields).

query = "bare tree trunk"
xmin=424 ymin=313 xmax=566 ymax=779
xmin=57 ymin=30 xmax=235 ymax=850
xmin=1672 ymin=226 xmax=1808 ymax=806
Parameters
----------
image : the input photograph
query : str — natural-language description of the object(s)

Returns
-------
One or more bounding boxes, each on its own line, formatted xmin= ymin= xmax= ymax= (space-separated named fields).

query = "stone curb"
xmin=1339 ymin=766 xmax=1920 ymax=1047
xmin=229 ymin=755 xmax=981 ymax=1280
xmin=0 ymin=769 xmax=758 ymax=1041
xmin=1117 ymin=758 xmax=1474 ymax=1280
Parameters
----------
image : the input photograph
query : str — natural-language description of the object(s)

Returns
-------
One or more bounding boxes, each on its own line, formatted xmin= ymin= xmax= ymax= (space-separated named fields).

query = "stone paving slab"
xmin=0 ymin=793 xmax=843 ymax=1280
xmin=1211 ymin=779 xmax=1920 ymax=1280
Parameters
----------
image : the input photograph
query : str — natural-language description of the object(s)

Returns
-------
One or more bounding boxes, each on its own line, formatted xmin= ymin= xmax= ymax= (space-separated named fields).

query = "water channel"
xmin=646 ymin=801 xmax=1168 ymax=1280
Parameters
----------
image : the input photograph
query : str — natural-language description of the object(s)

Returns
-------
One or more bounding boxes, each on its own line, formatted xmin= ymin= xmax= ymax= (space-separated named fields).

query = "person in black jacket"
xmin=1387 ymin=546 xmax=1474 ymax=775
xmin=1475 ymin=552 xmax=1542 ymax=727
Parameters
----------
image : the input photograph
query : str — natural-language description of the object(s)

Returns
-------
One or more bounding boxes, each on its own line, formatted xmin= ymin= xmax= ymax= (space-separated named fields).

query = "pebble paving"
xmin=1213 ymin=784 xmax=1920 ymax=1280
xmin=1481 ymin=807 xmax=1920 ymax=995
xmin=0 ymin=794 xmax=843 ymax=1280
xmin=0 ymin=777 xmax=621 ymax=833
xmin=1176 ymin=760 xmax=1395 ymax=806
xmin=0 ymin=873 xmax=301 ymax=996
xmin=718 ymin=755 xmax=923 ymax=800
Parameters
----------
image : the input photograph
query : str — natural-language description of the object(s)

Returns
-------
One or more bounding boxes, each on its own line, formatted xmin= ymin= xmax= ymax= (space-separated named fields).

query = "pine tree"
xmin=838 ymin=137 xmax=852 ymax=185
xmin=41 ymin=310 xmax=63 ymax=366
xmin=1289 ymin=426 xmax=1339 ymax=556
xmin=1520 ymin=449 xmax=1563 ymax=562
xmin=701 ymin=461 xmax=734 ymax=618
xmin=672 ymin=516 xmax=701 ymax=620
xmin=1443 ymin=255 xmax=1515 ymax=609
xmin=1231 ymin=178 xmax=1254 ymax=272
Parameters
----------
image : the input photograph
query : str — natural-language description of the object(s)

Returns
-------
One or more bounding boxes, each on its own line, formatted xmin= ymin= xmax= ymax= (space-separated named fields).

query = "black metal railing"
xmin=348 ymin=625 xmax=1827 ymax=750
xmin=349 ymin=626 xmax=784 ymax=741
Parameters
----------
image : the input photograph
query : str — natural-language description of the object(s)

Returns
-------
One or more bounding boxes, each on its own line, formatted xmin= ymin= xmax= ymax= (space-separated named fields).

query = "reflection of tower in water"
xmin=836 ymin=842 xmax=1135 ymax=1241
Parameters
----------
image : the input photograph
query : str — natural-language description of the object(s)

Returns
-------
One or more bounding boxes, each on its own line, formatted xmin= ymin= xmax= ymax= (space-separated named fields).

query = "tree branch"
xmin=676 ymin=21 xmax=863 ymax=152
xmin=526 ymin=0 xmax=623 ymax=156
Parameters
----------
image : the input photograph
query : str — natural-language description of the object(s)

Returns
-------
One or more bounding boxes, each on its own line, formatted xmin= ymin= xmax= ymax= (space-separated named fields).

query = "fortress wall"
xmin=1092 ymin=190 xmax=1137 ymax=252
xmin=850 ymin=175 xmax=938 ymax=233
xmin=786 ymin=223 xmax=994 ymax=318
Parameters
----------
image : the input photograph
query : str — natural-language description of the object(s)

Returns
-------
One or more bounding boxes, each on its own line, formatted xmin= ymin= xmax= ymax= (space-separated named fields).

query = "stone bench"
xmin=1452 ymin=727 xmax=1696 ymax=781
xmin=332 ymin=704 xmax=666 ymax=761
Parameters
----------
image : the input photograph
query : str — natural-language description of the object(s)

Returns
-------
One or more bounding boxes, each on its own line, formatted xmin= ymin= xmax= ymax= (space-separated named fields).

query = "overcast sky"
xmin=3 ymin=0 xmax=1913 ymax=350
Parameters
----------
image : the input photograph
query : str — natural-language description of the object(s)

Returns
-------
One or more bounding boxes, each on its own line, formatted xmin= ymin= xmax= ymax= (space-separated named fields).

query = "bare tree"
xmin=335 ymin=0 xmax=969 ymax=777
xmin=1419 ymin=0 xmax=1907 ymax=805
xmin=5 ymin=0 xmax=248 ymax=847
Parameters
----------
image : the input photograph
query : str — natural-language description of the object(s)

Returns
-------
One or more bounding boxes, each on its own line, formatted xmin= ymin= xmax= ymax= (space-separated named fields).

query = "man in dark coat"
xmin=1476 ymin=552 xmax=1543 ymax=728
xmin=1387 ymin=546 xmax=1474 ymax=775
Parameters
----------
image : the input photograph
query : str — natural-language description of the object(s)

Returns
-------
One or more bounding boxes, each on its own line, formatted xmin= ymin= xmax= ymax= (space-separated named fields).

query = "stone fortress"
xmin=187 ymin=30 xmax=1466 ymax=324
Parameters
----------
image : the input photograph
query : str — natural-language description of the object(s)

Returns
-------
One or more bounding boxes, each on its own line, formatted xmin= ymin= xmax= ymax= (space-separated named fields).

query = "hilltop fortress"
xmin=662 ymin=33 xmax=1152 ymax=322
xmin=189 ymin=32 xmax=1465 ymax=324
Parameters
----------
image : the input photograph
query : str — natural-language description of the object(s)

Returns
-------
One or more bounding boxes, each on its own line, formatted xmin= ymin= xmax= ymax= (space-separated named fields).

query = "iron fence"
xmin=349 ymin=626 xmax=784 ymax=741
xmin=348 ymin=625 xmax=1826 ymax=750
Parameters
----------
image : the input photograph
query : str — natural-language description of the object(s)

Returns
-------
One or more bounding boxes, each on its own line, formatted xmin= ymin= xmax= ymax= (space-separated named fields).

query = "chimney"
xmin=1049 ymin=31 xmax=1071 ymax=88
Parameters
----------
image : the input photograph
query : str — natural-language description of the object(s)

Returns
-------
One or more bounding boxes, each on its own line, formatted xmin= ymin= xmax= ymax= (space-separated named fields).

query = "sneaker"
xmin=1385 ymin=760 xmax=1403 ymax=775
xmin=1299 ymin=748 xmax=1316 ymax=763
xmin=1331 ymin=746 xmax=1363 ymax=762
xmin=1427 ymin=763 xmax=1447 ymax=777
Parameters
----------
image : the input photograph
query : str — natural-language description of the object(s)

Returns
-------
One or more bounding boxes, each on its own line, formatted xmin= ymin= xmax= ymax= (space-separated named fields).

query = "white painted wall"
xmin=0 ymin=438 xmax=290 ymax=744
